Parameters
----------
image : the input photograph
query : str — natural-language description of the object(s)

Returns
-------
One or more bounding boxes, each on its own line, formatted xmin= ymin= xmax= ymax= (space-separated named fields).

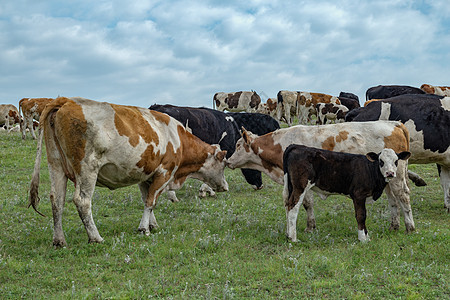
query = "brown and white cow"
xmin=213 ymin=91 xmax=261 ymax=113
xmin=315 ymin=102 xmax=349 ymax=124
xmin=19 ymin=97 xmax=53 ymax=139
xmin=28 ymin=97 xmax=228 ymax=247
xmin=283 ymin=145 xmax=410 ymax=242
xmin=421 ymin=84 xmax=450 ymax=97
xmin=0 ymin=104 xmax=20 ymax=131
xmin=227 ymin=121 xmax=415 ymax=237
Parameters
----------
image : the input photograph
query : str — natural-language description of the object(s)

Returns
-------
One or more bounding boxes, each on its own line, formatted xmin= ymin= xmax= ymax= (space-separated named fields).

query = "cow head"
xmin=227 ymin=128 xmax=260 ymax=170
xmin=366 ymin=149 xmax=411 ymax=182
xmin=196 ymin=145 xmax=228 ymax=192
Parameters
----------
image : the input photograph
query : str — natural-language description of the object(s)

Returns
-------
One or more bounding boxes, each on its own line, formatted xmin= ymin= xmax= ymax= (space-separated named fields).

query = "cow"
xmin=421 ymin=84 xmax=450 ymax=97
xmin=0 ymin=104 xmax=20 ymax=131
xmin=283 ymin=145 xmax=410 ymax=242
xmin=276 ymin=90 xmax=298 ymax=126
xmin=226 ymin=121 xmax=416 ymax=235
xmin=19 ymin=97 xmax=53 ymax=139
xmin=345 ymin=94 xmax=450 ymax=212
xmin=315 ymin=103 xmax=349 ymax=124
xmin=338 ymin=91 xmax=361 ymax=111
xmin=149 ymin=104 xmax=279 ymax=201
xmin=213 ymin=91 xmax=261 ymax=113
xmin=28 ymin=97 xmax=228 ymax=247
xmin=365 ymin=85 xmax=424 ymax=101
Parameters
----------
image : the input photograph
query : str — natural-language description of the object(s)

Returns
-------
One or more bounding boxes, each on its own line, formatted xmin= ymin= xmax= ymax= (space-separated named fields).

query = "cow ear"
xmin=241 ymin=127 xmax=249 ymax=143
xmin=216 ymin=150 xmax=227 ymax=162
xmin=397 ymin=151 xmax=411 ymax=161
xmin=366 ymin=152 xmax=379 ymax=162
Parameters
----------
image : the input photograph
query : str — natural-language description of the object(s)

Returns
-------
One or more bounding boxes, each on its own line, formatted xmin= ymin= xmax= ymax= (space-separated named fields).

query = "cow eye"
xmin=379 ymin=160 xmax=384 ymax=167
xmin=395 ymin=160 xmax=398 ymax=166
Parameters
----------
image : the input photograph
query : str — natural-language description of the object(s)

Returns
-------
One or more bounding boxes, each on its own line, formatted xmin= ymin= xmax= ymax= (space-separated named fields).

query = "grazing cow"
xmin=338 ymin=92 xmax=361 ymax=111
xmin=284 ymin=145 xmax=410 ymax=242
xmin=213 ymin=91 xmax=261 ymax=113
xmin=149 ymin=104 xmax=279 ymax=200
xmin=29 ymin=97 xmax=228 ymax=246
xmin=421 ymin=84 xmax=450 ymax=96
xmin=226 ymin=121 xmax=416 ymax=234
xmin=346 ymin=94 xmax=450 ymax=212
xmin=365 ymin=85 xmax=424 ymax=101
xmin=19 ymin=97 xmax=53 ymax=139
xmin=0 ymin=104 xmax=20 ymax=131
xmin=315 ymin=103 xmax=349 ymax=124
xmin=276 ymin=90 xmax=298 ymax=126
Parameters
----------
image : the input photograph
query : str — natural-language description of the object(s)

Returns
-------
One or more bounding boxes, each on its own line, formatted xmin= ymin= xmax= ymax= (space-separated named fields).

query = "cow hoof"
xmin=53 ymin=240 xmax=67 ymax=248
xmin=88 ymin=237 xmax=104 ymax=244
xmin=389 ymin=224 xmax=400 ymax=231
xmin=405 ymin=224 xmax=415 ymax=233
xmin=253 ymin=184 xmax=264 ymax=190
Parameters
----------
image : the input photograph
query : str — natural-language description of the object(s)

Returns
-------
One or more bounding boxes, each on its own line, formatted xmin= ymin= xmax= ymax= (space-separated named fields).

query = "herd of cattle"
xmin=0 ymin=83 xmax=449 ymax=246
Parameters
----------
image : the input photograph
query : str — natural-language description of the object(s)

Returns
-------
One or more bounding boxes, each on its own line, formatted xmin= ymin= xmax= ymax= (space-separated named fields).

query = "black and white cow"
xmin=346 ymin=94 xmax=450 ymax=212
xmin=149 ymin=104 xmax=279 ymax=199
xmin=365 ymin=85 xmax=425 ymax=101
xmin=213 ymin=91 xmax=261 ymax=113
xmin=338 ymin=91 xmax=361 ymax=111
xmin=283 ymin=145 xmax=411 ymax=242
xmin=315 ymin=103 xmax=349 ymax=124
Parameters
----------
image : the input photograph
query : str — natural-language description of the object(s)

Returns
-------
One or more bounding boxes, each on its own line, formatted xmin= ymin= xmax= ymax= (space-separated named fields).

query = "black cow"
xmin=346 ymin=94 xmax=450 ymax=212
xmin=149 ymin=104 xmax=280 ymax=197
xmin=283 ymin=144 xmax=410 ymax=242
xmin=365 ymin=85 xmax=425 ymax=101
xmin=338 ymin=91 xmax=360 ymax=111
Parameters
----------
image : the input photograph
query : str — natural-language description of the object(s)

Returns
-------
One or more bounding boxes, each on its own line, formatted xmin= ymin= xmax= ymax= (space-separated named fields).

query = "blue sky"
xmin=1 ymin=0 xmax=449 ymax=108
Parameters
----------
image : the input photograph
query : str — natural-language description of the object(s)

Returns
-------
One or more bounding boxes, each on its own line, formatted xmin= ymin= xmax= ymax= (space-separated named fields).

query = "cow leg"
xmin=283 ymin=177 xmax=311 ymax=242
xmin=438 ymin=165 xmax=450 ymax=213
xmin=386 ymin=161 xmax=415 ymax=232
xmin=199 ymin=183 xmax=215 ymax=197
xmin=352 ymin=198 xmax=369 ymax=242
xmin=138 ymin=174 xmax=172 ymax=235
xmin=48 ymin=163 xmax=68 ymax=247
xmin=73 ymin=175 xmax=103 ymax=243
xmin=303 ymin=191 xmax=316 ymax=232
xmin=30 ymin=119 xmax=37 ymax=139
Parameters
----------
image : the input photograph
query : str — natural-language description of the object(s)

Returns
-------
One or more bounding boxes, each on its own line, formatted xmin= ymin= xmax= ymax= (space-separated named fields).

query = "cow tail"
xmin=28 ymin=125 xmax=46 ymax=217
xmin=282 ymin=145 xmax=294 ymax=204
xmin=28 ymin=97 xmax=68 ymax=217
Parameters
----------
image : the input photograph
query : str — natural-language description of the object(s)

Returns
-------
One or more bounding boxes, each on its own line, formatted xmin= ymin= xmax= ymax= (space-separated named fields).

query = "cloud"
xmin=0 ymin=0 xmax=449 ymax=107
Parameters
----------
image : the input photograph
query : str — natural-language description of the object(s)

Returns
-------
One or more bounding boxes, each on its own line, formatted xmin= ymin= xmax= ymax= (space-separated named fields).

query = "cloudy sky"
xmin=1 ymin=0 xmax=449 ymax=108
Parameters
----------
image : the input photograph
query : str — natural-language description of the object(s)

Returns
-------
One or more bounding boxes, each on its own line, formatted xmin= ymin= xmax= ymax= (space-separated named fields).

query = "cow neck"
xmin=174 ymin=126 xmax=210 ymax=179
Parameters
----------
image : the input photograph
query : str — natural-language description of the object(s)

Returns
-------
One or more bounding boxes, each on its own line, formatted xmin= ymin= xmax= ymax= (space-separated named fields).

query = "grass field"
xmin=0 ymin=131 xmax=449 ymax=298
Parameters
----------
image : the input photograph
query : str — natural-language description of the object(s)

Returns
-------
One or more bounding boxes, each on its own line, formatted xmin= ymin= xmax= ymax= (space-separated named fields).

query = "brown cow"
xmin=19 ymin=97 xmax=53 ymax=139
xmin=28 ymin=97 xmax=228 ymax=246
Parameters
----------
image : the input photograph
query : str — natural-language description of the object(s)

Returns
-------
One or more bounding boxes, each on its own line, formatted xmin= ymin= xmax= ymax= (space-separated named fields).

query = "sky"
xmin=1 ymin=0 xmax=450 ymax=109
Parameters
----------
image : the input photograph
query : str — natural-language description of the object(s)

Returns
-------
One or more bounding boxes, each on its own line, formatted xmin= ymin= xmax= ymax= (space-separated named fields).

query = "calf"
xmin=315 ymin=102 xmax=349 ymax=124
xmin=226 ymin=121 xmax=416 ymax=233
xmin=283 ymin=145 xmax=410 ymax=242
xmin=29 ymin=97 xmax=228 ymax=246
xmin=213 ymin=91 xmax=261 ymax=113
xmin=19 ymin=97 xmax=53 ymax=139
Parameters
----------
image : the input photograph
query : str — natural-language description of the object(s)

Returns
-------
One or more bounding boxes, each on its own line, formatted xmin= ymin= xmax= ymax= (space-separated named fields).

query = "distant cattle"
xmin=0 ymin=104 xmax=20 ymax=131
xmin=277 ymin=91 xmax=341 ymax=126
xmin=226 ymin=121 xmax=416 ymax=235
xmin=29 ymin=97 xmax=228 ymax=246
xmin=421 ymin=84 xmax=450 ymax=96
xmin=346 ymin=94 xmax=450 ymax=212
xmin=213 ymin=91 xmax=261 ymax=113
xmin=315 ymin=103 xmax=349 ymax=124
xmin=149 ymin=104 xmax=280 ymax=200
xmin=365 ymin=85 xmax=424 ymax=101
xmin=19 ymin=97 xmax=53 ymax=139
xmin=283 ymin=145 xmax=410 ymax=242
xmin=338 ymin=91 xmax=360 ymax=111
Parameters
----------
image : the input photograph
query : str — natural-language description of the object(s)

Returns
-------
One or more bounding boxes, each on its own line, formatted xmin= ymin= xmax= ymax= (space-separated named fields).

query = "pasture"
xmin=0 ymin=131 xmax=448 ymax=298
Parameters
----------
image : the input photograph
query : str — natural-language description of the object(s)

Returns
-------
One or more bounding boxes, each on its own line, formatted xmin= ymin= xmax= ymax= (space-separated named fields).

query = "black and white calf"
xmin=283 ymin=144 xmax=411 ymax=242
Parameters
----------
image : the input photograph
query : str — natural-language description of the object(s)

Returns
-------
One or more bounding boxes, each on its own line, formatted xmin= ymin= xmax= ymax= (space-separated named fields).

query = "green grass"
xmin=0 ymin=131 xmax=449 ymax=299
